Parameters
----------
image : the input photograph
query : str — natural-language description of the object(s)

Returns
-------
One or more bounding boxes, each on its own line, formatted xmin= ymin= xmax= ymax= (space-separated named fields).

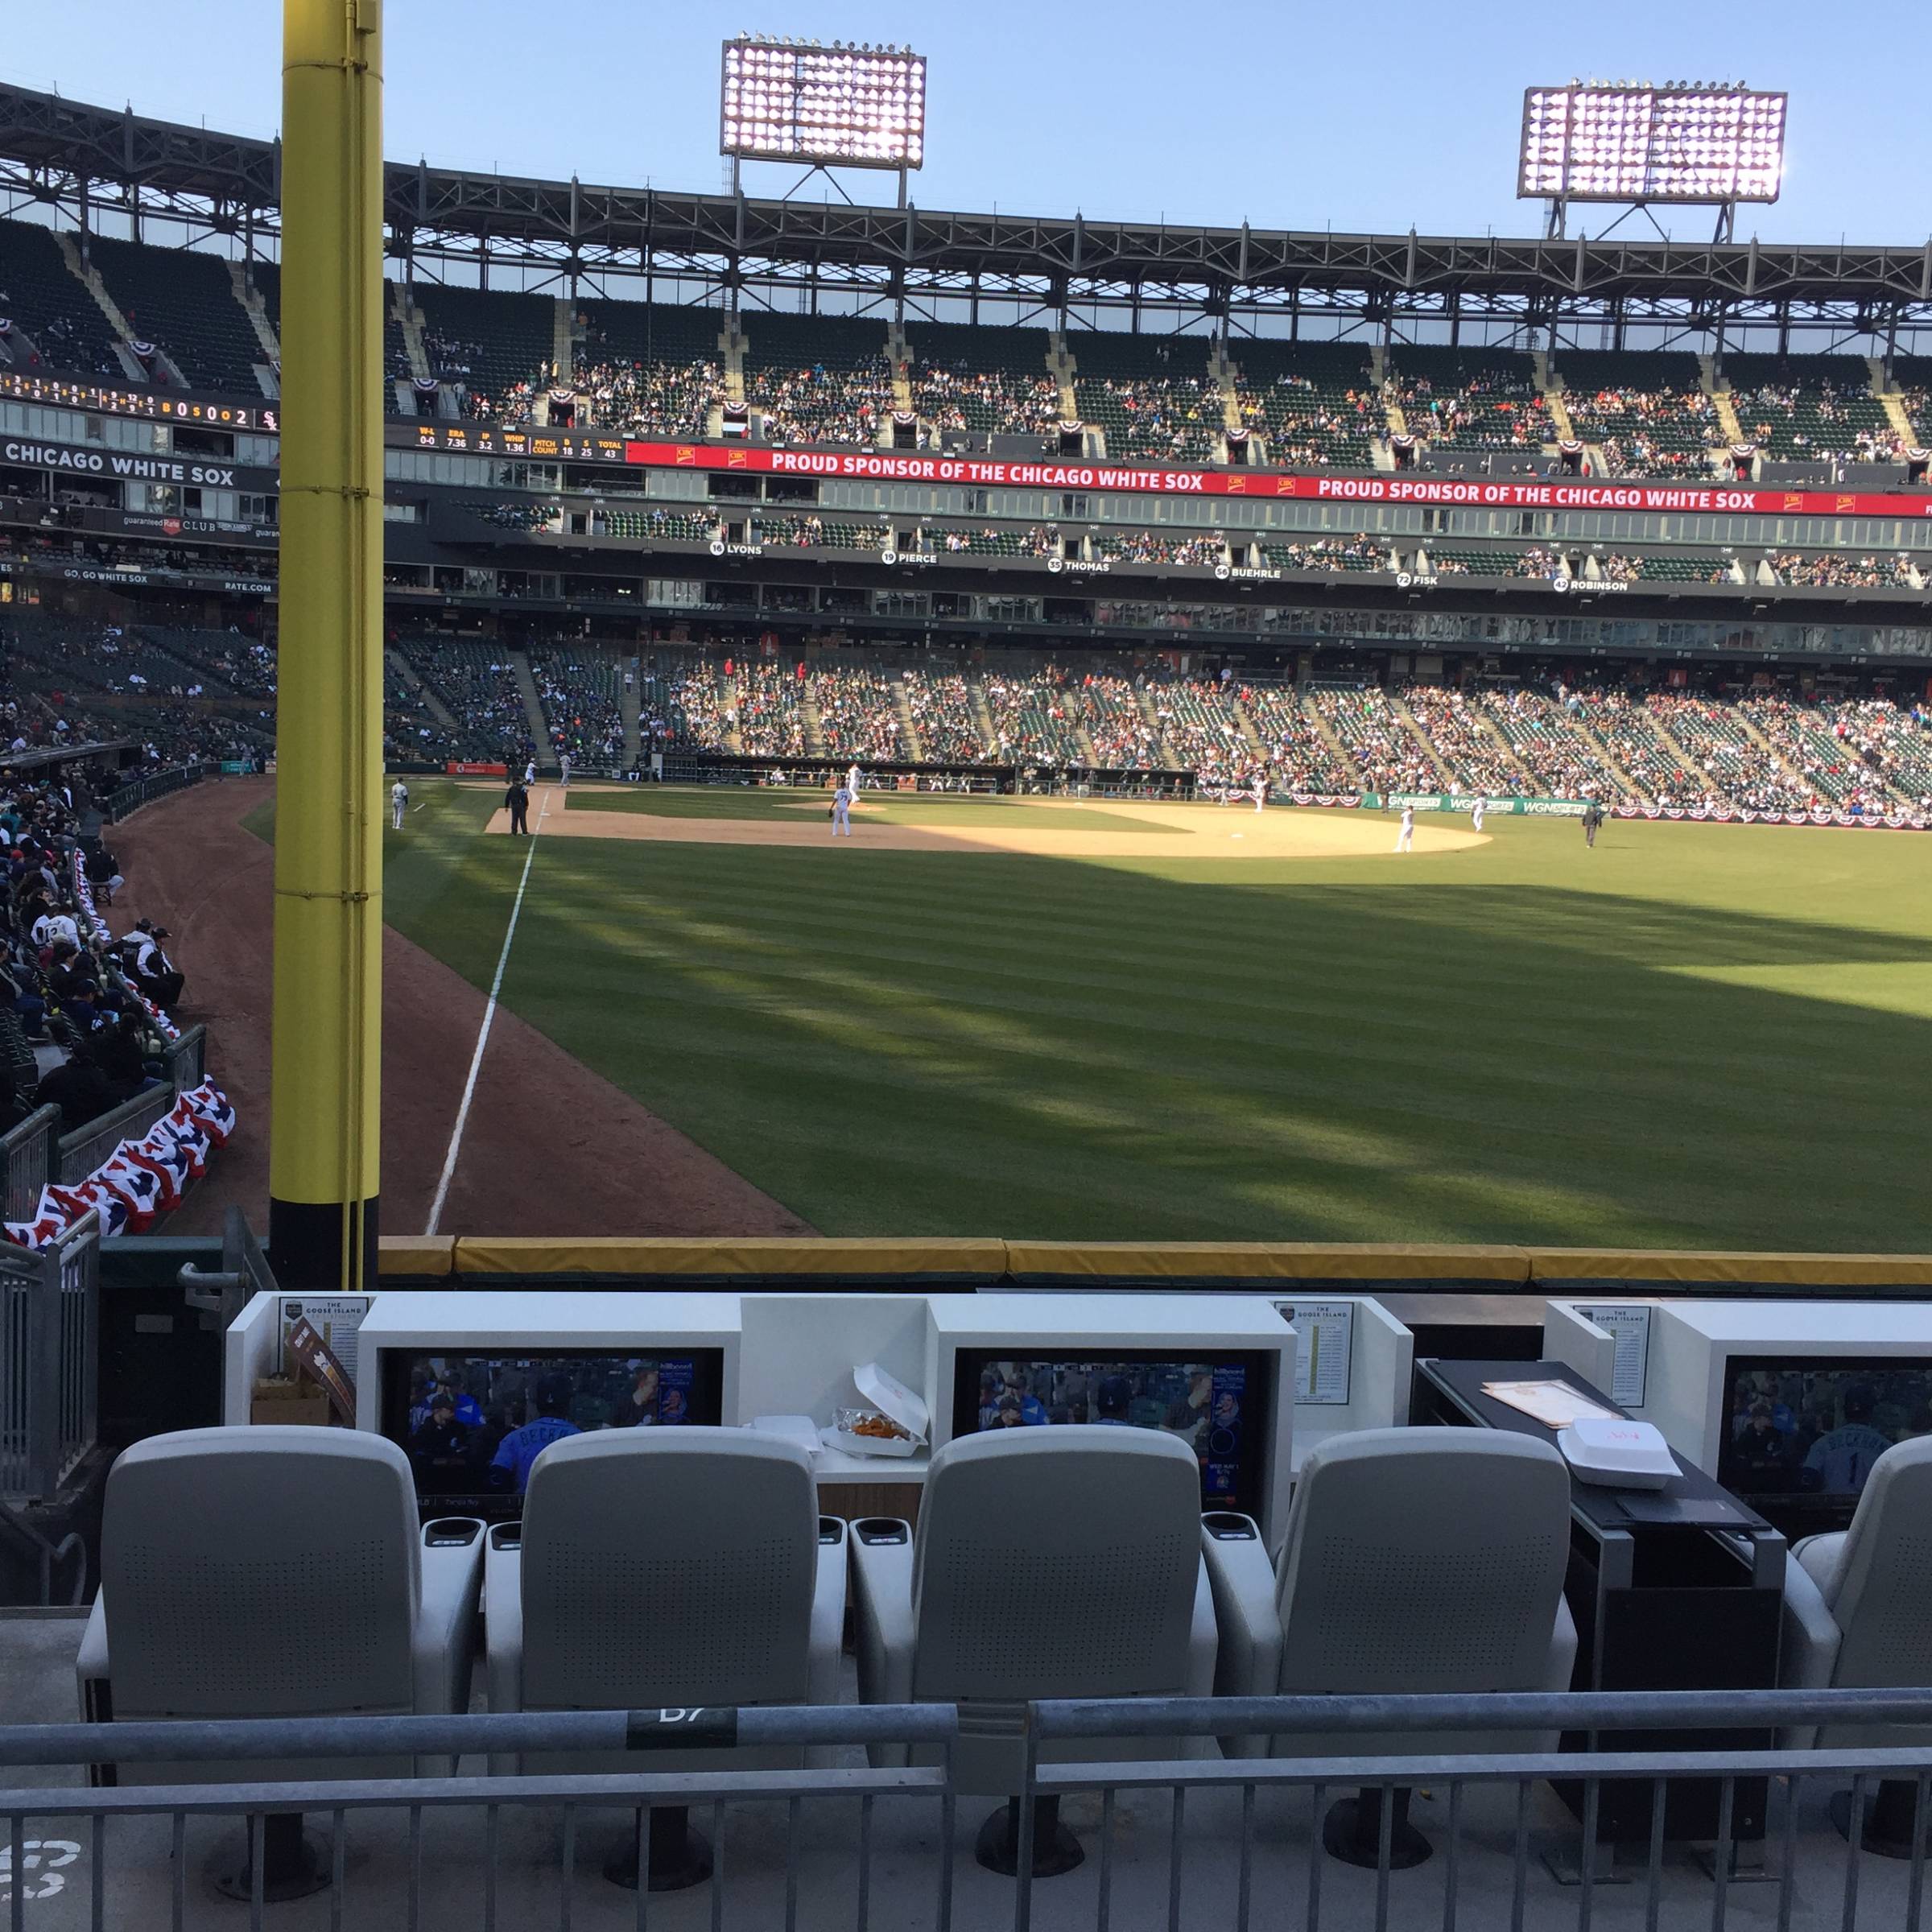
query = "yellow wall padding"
xmin=451 ymin=1236 xmax=1009 ymax=1279
xmin=376 ymin=1236 xmax=456 ymax=1278
xmin=1000 ymin=1241 xmax=1534 ymax=1284
xmin=1529 ymin=1249 xmax=1932 ymax=1289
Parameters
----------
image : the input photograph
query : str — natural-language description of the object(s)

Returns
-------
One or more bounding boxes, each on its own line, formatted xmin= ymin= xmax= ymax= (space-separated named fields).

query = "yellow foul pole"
xmin=270 ymin=0 xmax=384 ymax=1289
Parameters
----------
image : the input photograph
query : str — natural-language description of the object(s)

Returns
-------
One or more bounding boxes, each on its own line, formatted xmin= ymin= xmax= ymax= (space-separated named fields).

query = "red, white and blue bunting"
xmin=3 ymin=1080 xmax=236 ymax=1249
xmin=1286 ymin=792 xmax=1365 ymax=809
xmin=1610 ymin=803 xmax=1928 ymax=829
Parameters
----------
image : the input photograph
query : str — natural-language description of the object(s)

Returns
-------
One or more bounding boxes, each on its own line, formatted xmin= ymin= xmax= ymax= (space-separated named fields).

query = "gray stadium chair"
xmin=483 ymin=1428 xmax=846 ymax=1889
xmin=76 ymin=1426 xmax=484 ymax=1899
xmin=1779 ymin=1436 xmax=1932 ymax=1855
xmin=1201 ymin=1427 xmax=1576 ymax=1868
xmin=848 ymin=1425 xmax=1216 ymax=1876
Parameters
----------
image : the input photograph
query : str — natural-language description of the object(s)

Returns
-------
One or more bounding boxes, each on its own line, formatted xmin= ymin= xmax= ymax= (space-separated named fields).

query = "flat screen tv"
xmin=381 ymin=1348 xmax=725 ymax=1516
xmin=950 ymin=1349 xmax=1273 ymax=1517
xmin=1715 ymin=1354 xmax=1932 ymax=1538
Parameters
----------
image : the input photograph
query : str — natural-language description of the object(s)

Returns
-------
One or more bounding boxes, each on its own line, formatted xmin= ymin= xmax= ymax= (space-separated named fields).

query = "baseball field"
xmin=303 ymin=778 xmax=1932 ymax=1253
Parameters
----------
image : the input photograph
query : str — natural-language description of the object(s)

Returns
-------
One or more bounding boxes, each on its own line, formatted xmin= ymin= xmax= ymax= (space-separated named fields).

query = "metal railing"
xmin=4 ymin=1690 xmax=1932 ymax=1929
xmin=0 ymin=1107 xmax=56 ymax=1224
xmin=98 ymin=763 xmax=213 ymax=825
xmin=163 ymin=1023 xmax=205 ymax=1097
xmin=52 ymin=1087 xmax=174 ymax=1188
xmin=0 ymin=1212 xmax=97 ymax=1504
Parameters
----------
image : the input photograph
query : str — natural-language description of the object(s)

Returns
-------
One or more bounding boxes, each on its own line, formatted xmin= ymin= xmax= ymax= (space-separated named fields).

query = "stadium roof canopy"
xmin=2 ymin=82 xmax=1929 ymax=347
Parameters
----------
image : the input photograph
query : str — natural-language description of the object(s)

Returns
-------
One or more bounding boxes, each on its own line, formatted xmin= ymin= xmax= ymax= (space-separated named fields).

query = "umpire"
xmin=505 ymin=778 xmax=530 ymax=836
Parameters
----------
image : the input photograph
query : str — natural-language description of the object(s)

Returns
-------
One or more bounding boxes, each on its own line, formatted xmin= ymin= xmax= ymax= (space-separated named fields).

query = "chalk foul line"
xmin=423 ymin=785 xmax=551 ymax=1233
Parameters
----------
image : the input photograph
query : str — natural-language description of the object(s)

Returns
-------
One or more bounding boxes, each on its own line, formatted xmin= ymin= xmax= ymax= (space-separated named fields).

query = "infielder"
xmin=1251 ymin=774 xmax=1266 ymax=813
xmin=846 ymin=762 xmax=861 ymax=799
xmin=523 ymin=758 xmax=537 ymax=786
xmin=390 ymin=778 xmax=408 ymax=830
xmin=1397 ymin=803 xmax=1414 ymax=852
xmin=832 ymin=780 xmax=853 ymax=837
xmin=559 ymin=752 xmax=572 ymax=789
xmin=1471 ymin=798 xmax=1484 ymax=834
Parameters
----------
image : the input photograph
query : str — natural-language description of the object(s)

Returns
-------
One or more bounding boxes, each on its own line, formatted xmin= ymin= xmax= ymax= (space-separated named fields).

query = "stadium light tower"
xmin=721 ymin=35 xmax=926 ymax=208
xmin=1517 ymin=80 xmax=1786 ymax=242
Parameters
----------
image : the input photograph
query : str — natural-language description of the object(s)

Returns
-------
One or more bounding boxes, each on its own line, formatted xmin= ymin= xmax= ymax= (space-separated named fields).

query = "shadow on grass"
xmin=423 ymin=843 xmax=1932 ymax=1251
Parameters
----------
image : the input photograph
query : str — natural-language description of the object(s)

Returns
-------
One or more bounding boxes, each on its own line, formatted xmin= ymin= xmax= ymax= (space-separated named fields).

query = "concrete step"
xmin=510 ymin=652 xmax=553 ymax=771
xmin=1135 ymin=687 xmax=1182 ymax=770
xmin=967 ymin=675 xmax=998 ymax=752
xmin=387 ymin=649 xmax=460 ymax=732
xmin=1385 ymin=690 xmax=1454 ymax=790
xmin=620 ymin=656 xmax=642 ymax=768
xmin=892 ymin=674 xmax=922 ymax=760
xmin=1230 ymin=698 xmax=1265 ymax=758
xmin=396 ymin=283 xmax=431 ymax=382
xmin=228 ymin=260 xmax=283 ymax=395
xmin=800 ymin=682 xmax=825 ymax=759
xmin=1471 ymin=704 xmax=1538 ymax=792
xmin=1306 ymin=698 xmax=1365 ymax=788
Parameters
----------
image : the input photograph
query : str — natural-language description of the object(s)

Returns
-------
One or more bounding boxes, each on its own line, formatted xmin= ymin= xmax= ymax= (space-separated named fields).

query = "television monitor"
xmin=381 ymin=1349 xmax=726 ymax=1516
xmin=951 ymin=1350 xmax=1273 ymax=1517
xmin=1715 ymin=1355 xmax=1932 ymax=1538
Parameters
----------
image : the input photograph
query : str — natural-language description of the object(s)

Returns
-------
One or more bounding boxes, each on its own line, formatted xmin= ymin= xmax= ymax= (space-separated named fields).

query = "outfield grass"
xmin=364 ymin=784 xmax=1932 ymax=1249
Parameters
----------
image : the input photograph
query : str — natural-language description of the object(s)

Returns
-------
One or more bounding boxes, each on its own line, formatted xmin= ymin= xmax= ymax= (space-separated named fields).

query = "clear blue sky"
xmin=2 ymin=1 xmax=1926 ymax=244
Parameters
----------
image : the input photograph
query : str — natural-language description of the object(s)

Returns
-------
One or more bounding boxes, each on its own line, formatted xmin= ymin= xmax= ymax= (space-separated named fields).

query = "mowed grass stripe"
xmin=396 ymin=813 xmax=1932 ymax=1249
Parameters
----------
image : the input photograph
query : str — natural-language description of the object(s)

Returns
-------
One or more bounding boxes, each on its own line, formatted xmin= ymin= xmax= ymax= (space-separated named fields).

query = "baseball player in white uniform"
xmin=832 ymin=781 xmax=853 ymax=837
xmin=559 ymin=753 xmax=572 ymax=789
xmin=1397 ymin=803 xmax=1414 ymax=852
xmin=523 ymin=758 xmax=537 ymax=786
xmin=390 ymin=779 xmax=408 ymax=830
xmin=1471 ymin=798 xmax=1484 ymax=834
xmin=845 ymin=762 xmax=861 ymax=799
xmin=1252 ymin=775 xmax=1266 ymax=813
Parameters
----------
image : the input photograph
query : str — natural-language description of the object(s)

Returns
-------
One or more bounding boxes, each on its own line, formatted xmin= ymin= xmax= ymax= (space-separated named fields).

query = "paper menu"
xmin=1277 ymin=1301 xmax=1355 ymax=1406
xmin=1574 ymin=1304 xmax=1652 ymax=1408
xmin=1480 ymin=1379 xmax=1619 ymax=1430
xmin=279 ymin=1295 xmax=369 ymax=1389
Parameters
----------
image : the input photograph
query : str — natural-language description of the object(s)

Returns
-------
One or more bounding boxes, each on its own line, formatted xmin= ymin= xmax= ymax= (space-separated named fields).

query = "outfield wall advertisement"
xmin=594 ymin=437 xmax=1932 ymax=522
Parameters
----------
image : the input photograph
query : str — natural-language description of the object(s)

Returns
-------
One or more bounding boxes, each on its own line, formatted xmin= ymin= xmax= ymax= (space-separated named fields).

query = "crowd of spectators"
xmin=1074 ymin=675 xmax=1162 ymax=769
xmin=1241 ymin=684 xmax=1358 ymax=794
xmin=1816 ymin=697 xmax=1932 ymax=806
xmin=1399 ymin=685 xmax=1520 ymax=795
xmin=0 ymin=767 xmax=181 ymax=1143
xmin=569 ymin=356 xmax=721 ymax=439
xmin=902 ymin=673 xmax=989 ymax=763
xmin=1094 ymin=530 xmax=1226 ymax=567
xmin=1308 ymin=687 xmax=1439 ymax=793
xmin=1768 ymin=551 xmax=1918 ymax=590
xmin=941 ymin=525 xmax=1062 ymax=558
xmin=1259 ymin=537 xmax=1386 ymax=573
xmin=1736 ymin=697 xmax=1893 ymax=814
xmin=531 ymin=651 xmax=624 ymax=769
xmin=808 ymin=666 xmax=906 ymax=762
xmin=1147 ymin=679 xmax=1249 ymax=782
xmin=753 ymin=355 xmax=895 ymax=448
xmin=1645 ymin=694 xmax=1812 ymax=814
xmin=981 ymin=667 xmax=1088 ymax=769
xmin=397 ymin=640 xmax=530 ymax=764
xmin=912 ymin=361 xmax=1062 ymax=439
xmin=1391 ymin=362 xmax=1547 ymax=452
xmin=735 ymin=663 xmax=808 ymax=758
xmin=1475 ymin=683 xmax=1626 ymax=801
